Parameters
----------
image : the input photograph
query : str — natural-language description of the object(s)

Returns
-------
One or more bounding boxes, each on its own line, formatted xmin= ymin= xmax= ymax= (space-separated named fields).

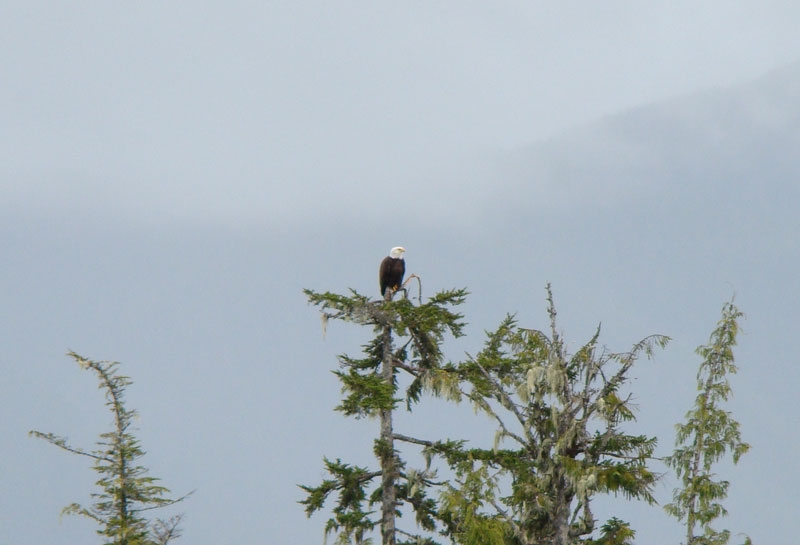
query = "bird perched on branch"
xmin=379 ymin=246 xmax=406 ymax=297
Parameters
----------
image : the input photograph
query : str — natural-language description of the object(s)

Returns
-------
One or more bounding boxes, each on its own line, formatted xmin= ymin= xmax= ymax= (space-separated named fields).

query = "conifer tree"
xmin=301 ymin=287 xmax=467 ymax=545
xmin=30 ymin=352 xmax=188 ymax=545
xmin=665 ymin=301 xmax=751 ymax=545
xmin=432 ymin=285 xmax=668 ymax=545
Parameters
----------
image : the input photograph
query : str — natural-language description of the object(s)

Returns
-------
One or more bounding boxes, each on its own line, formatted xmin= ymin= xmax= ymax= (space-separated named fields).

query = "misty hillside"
xmin=493 ymin=60 xmax=800 ymax=211
xmin=468 ymin=60 xmax=800 ymax=326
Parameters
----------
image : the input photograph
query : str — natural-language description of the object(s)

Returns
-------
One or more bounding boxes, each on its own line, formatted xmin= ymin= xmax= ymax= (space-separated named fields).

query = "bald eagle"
xmin=379 ymin=246 xmax=406 ymax=297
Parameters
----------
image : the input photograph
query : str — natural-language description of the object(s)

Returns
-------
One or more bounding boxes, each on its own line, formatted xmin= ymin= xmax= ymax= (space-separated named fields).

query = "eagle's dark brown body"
xmin=379 ymin=255 xmax=405 ymax=296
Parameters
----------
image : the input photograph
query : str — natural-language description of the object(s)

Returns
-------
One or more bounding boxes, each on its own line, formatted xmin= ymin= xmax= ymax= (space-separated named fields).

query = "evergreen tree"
xmin=301 ymin=287 xmax=467 ymax=545
xmin=30 ymin=352 xmax=189 ymax=545
xmin=433 ymin=285 xmax=668 ymax=545
xmin=665 ymin=301 xmax=751 ymax=545
xmin=584 ymin=518 xmax=636 ymax=545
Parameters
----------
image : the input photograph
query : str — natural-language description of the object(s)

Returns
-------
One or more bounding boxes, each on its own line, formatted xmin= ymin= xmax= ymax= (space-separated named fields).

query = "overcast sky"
xmin=4 ymin=2 xmax=800 ymax=226
xmin=3 ymin=3 xmax=800 ymax=544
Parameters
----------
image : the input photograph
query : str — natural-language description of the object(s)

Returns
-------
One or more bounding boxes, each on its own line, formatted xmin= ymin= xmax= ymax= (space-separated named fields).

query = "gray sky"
xmin=4 ymin=2 xmax=800 ymax=226
xmin=3 ymin=3 xmax=800 ymax=544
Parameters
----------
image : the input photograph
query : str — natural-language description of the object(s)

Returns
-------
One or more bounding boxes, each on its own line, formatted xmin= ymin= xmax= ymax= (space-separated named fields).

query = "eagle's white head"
xmin=389 ymin=247 xmax=406 ymax=259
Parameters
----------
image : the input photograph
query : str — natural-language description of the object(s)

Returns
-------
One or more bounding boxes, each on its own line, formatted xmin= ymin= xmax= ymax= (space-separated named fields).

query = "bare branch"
xmin=489 ymin=496 xmax=522 ymax=539
xmin=400 ymin=273 xmax=422 ymax=301
xmin=392 ymin=359 xmax=421 ymax=376
xmin=478 ymin=398 xmax=528 ymax=448
xmin=395 ymin=527 xmax=425 ymax=540
xmin=151 ymin=514 xmax=185 ymax=545
xmin=28 ymin=431 xmax=112 ymax=463
xmin=134 ymin=490 xmax=195 ymax=513
xmin=393 ymin=433 xmax=433 ymax=447
xmin=471 ymin=359 xmax=532 ymax=446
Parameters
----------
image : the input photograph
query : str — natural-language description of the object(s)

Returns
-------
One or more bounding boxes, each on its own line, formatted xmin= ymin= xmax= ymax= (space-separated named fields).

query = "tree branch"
xmin=489 ymin=496 xmax=522 ymax=540
xmin=393 ymin=359 xmax=421 ymax=376
xmin=469 ymin=360 xmax=531 ymax=447
xmin=133 ymin=490 xmax=195 ymax=513
xmin=393 ymin=433 xmax=433 ymax=447
xmin=28 ymin=431 xmax=112 ymax=463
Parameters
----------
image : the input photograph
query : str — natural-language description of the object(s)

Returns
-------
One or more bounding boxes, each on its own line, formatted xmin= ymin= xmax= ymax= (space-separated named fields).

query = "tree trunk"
xmin=380 ymin=291 xmax=396 ymax=545
xmin=553 ymin=475 xmax=570 ymax=545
